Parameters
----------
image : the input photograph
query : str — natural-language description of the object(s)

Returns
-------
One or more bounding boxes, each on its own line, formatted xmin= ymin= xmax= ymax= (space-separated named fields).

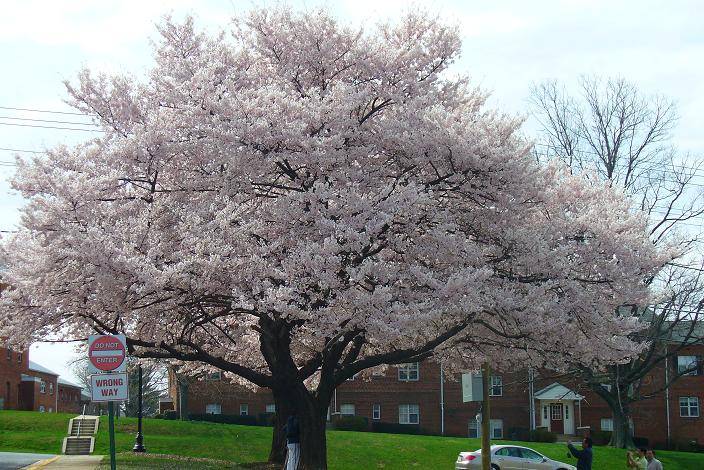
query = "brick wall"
xmin=174 ymin=347 xmax=704 ymax=448
xmin=0 ymin=346 xmax=27 ymax=410
xmin=58 ymin=383 xmax=82 ymax=414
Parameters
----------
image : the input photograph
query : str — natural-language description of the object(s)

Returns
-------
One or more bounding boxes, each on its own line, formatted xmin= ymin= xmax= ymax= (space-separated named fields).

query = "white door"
xmin=563 ymin=401 xmax=574 ymax=435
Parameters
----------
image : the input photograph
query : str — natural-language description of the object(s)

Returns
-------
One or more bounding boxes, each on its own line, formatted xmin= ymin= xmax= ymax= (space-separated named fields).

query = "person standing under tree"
xmin=645 ymin=449 xmax=663 ymax=470
xmin=283 ymin=414 xmax=300 ymax=470
xmin=627 ymin=448 xmax=648 ymax=470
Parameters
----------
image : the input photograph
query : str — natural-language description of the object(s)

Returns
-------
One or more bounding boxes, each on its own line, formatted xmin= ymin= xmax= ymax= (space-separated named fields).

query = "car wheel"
xmin=491 ymin=465 xmax=500 ymax=470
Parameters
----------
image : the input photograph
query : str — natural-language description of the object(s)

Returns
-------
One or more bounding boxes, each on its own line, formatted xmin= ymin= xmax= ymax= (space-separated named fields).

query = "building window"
xmin=39 ymin=405 xmax=45 ymax=412
xmin=680 ymin=397 xmax=700 ymax=417
xmin=48 ymin=407 xmax=53 ymax=413
xmin=17 ymin=352 xmax=21 ymax=363
xmin=49 ymin=383 xmax=54 ymax=395
xmin=550 ymin=404 xmax=563 ymax=420
xmin=206 ymin=371 xmax=222 ymax=381
xmin=398 ymin=363 xmax=419 ymax=381
xmin=601 ymin=418 xmax=613 ymax=431
xmin=5 ymin=348 xmax=10 ymax=361
xmin=543 ymin=406 xmax=548 ymax=420
xmin=468 ymin=419 xmax=480 ymax=438
xmin=601 ymin=383 xmax=612 ymax=392
xmin=205 ymin=403 xmax=222 ymax=415
xmin=40 ymin=381 xmax=46 ymax=394
xmin=565 ymin=404 xmax=569 ymax=419
xmin=372 ymin=404 xmax=381 ymax=420
xmin=340 ymin=404 xmax=355 ymax=416
xmin=399 ymin=404 xmax=419 ymax=424
xmin=240 ymin=404 xmax=249 ymax=416
xmin=266 ymin=404 xmax=276 ymax=413
xmin=489 ymin=376 xmax=502 ymax=396
xmin=678 ymin=356 xmax=700 ymax=376
xmin=490 ymin=419 xmax=503 ymax=439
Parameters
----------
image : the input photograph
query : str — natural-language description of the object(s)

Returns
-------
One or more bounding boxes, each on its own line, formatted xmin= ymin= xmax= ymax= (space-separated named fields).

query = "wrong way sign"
xmin=88 ymin=335 xmax=127 ymax=374
xmin=90 ymin=372 xmax=129 ymax=402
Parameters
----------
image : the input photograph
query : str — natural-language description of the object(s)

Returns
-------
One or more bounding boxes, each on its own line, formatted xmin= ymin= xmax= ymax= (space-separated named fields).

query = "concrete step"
xmin=62 ymin=437 xmax=94 ymax=455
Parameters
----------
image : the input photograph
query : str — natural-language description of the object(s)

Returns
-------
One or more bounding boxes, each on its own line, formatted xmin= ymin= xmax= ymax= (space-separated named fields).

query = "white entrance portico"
xmin=534 ymin=382 xmax=583 ymax=435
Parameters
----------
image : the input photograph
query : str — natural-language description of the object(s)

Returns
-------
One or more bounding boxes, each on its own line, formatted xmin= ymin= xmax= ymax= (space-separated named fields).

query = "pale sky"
xmin=1 ymin=0 xmax=702 ymax=383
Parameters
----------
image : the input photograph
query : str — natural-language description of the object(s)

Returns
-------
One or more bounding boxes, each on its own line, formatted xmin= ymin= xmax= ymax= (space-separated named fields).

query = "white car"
xmin=455 ymin=444 xmax=576 ymax=470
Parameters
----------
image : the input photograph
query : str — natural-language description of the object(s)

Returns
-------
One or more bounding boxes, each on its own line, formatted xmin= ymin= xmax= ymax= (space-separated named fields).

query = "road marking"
xmin=25 ymin=455 xmax=59 ymax=469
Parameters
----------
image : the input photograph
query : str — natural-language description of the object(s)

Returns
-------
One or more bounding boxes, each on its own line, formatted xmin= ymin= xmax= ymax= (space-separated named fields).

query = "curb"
xmin=23 ymin=455 xmax=60 ymax=470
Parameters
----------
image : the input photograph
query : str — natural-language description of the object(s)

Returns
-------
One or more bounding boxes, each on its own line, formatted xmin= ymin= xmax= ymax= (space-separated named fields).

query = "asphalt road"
xmin=0 ymin=452 xmax=55 ymax=470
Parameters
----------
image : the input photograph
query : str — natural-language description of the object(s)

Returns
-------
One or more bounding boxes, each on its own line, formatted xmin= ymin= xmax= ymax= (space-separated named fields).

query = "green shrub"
xmin=508 ymin=427 xmax=531 ymax=441
xmin=163 ymin=410 xmax=179 ymax=420
xmin=188 ymin=413 xmax=259 ymax=426
xmin=633 ymin=436 xmax=650 ymax=448
xmin=257 ymin=412 xmax=275 ymax=427
xmin=370 ymin=422 xmax=428 ymax=435
xmin=529 ymin=427 xmax=557 ymax=443
xmin=331 ymin=415 xmax=368 ymax=432
xmin=591 ymin=430 xmax=612 ymax=445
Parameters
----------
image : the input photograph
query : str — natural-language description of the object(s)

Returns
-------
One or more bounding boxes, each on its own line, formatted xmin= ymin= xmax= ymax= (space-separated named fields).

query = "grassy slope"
xmin=1 ymin=411 xmax=703 ymax=469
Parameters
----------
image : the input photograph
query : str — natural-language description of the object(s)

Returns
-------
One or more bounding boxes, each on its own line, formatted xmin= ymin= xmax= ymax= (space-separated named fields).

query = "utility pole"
xmin=481 ymin=362 xmax=491 ymax=470
xmin=132 ymin=364 xmax=146 ymax=452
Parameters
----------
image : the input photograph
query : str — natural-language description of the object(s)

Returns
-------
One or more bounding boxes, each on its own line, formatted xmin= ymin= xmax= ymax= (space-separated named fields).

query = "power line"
xmin=0 ymin=105 xmax=90 ymax=117
xmin=0 ymin=147 xmax=45 ymax=154
xmin=0 ymin=116 xmax=98 ymax=127
xmin=0 ymin=122 xmax=103 ymax=133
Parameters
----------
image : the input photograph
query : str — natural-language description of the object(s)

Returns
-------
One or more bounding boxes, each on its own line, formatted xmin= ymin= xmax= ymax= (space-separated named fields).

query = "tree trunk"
xmin=269 ymin=384 xmax=329 ymax=470
xmin=268 ymin=398 xmax=290 ymax=465
xmin=609 ymin=405 xmax=635 ymax=448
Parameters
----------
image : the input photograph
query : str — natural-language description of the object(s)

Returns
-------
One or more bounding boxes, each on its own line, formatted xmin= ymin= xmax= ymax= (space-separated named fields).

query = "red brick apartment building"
xmin=167 ymin=344 xmax=704 ymax=449
xmin=0 ymin=345 xmax=84 ymax=414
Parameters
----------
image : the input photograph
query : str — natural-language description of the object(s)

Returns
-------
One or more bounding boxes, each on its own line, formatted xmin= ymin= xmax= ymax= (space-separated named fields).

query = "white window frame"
xmin=39 ymin=405 xmax=45 ymax=412
xmin=601 ymin=383 xmax=612 ymax=392
xmin=205 ymin=403 xmax=222 ymax=415
xmin=372 ymin=404 xmax=381 ymax=420
xmin=601 ymin=418 xmax=613 ymax=431
xmin=678 ymin=356 xmax=699 ymax=376
xmin=266 ymin=404 xmax=276 ymax=413
xmin=340 ymin=404 xmax=355 ymax=416
xmin=49 ymin=383 xmax=54 ymax=395
xmin=240 ymin=404 xmax=249 ymax=416
xmin=399 ymin=404 xmax=419 ymax=424
xmin=40 ymin=381 xmax=46 ymax=394
xmin=468 ymin=419 xmax=480 ymax=438
xmin=398 ymin=363 xmax=419 ymax=382
xmin=489 ymin=376 xmax=502 ymax=397
xmin=490 ymin=419 xmax=503 ymax=439
xmin=680 ymin=396 xmax=700 ymax=417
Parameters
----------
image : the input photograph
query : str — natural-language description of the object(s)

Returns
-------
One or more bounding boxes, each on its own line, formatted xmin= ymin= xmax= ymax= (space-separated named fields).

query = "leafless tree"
xmin=530 ymin=76 xmax=704 ymax=448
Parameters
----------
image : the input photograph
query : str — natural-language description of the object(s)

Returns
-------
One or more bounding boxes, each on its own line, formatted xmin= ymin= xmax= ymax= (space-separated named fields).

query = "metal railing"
xmin=76 ymin=404 xmax=87 ymax=436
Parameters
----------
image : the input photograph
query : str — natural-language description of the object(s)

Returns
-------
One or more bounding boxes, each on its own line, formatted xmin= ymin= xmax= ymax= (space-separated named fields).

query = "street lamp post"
xmin=132 ymin=364 xmax=146 ymax=452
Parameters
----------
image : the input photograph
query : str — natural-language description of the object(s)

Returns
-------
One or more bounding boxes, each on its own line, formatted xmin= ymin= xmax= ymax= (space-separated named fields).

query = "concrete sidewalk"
xmin=25 ymin=455 xmax=103 ymax=469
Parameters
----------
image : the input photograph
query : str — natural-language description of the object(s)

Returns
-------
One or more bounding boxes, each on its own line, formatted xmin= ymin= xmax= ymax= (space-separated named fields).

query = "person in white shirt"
xmin=645 ymin=449 xmax=663 ymax=470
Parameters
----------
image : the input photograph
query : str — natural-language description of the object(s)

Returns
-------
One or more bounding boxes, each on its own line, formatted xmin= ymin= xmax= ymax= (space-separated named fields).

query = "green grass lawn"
xmin=1 ymin=410 xmax=703 ymax=469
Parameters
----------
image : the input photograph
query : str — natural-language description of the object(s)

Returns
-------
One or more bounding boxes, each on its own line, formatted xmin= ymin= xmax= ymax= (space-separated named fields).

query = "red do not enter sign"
xmin=89 ymin=335 xmax=126 ymax=372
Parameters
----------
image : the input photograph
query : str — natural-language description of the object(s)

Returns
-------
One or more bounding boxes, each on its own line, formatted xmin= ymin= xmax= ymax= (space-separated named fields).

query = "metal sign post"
xmin=108 ymin=401 xmax=116 ymax=470
xmin=481 ymin=362 xmax=491 ymax=470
